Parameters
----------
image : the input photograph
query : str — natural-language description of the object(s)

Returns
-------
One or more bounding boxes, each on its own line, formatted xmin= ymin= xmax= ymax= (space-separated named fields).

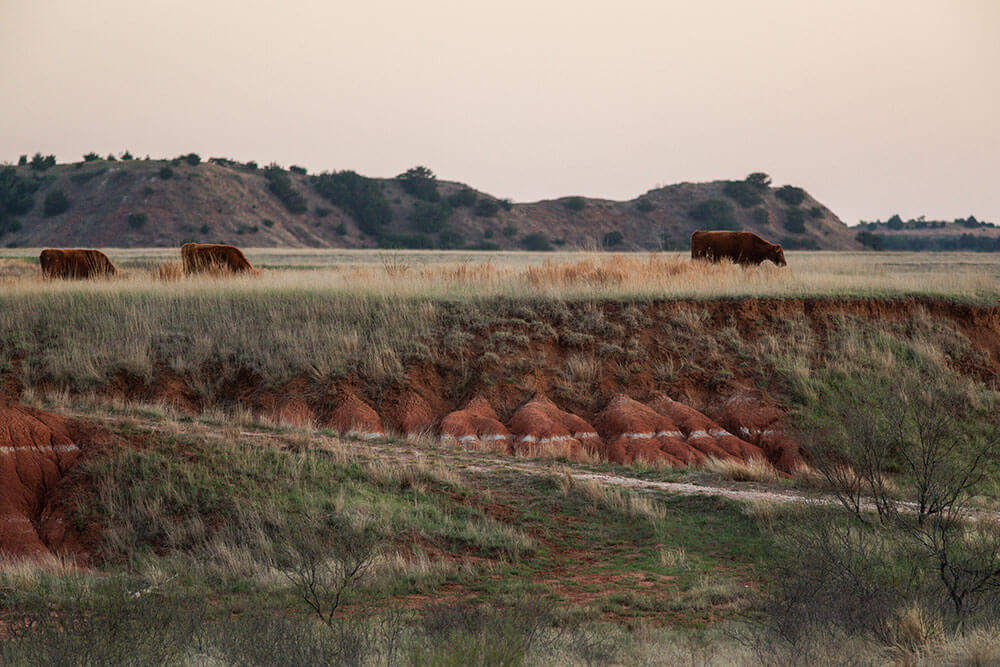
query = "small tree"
xmin=602 ymin=231 xmax=624 ymax=248
xmin=562 ymin=196 xmax=586 ymax=212
xmin=159 ymin=165 xmax=173 ymax=180
xmin=397 ymin=166 xmax=439 ymax=202
xmin=447 ymin=187 xmax=478 ymax=208
xmin=521 ymin=232 xmax=552 ymax=251
xmin=473 ymin=198 xmax=499 ymax=217
xmin=775 ymin=185 xmax=806 ymax=206
xmin=784 ymin=207 xmax=806 ymax=233
xmin=43 ymin=189 xmax=70 ymax=217
xmin=800 ymin=364 xmax=1000 ymax=628
xmin=689 ymin=199 xmax=738 ymax=230
xmin=17 ymin=155 xmax=27 ymax=166
xmin=29 ymin=153 xmax=56 ymax=171
xmin=636 ymin=197 xmax=654 ymax=213
xmin=121 ymin=150 xmax=133 ymax=160
xmin=83 ymin=152 xmax=100 ymax=162
xmin=278 ymin=514 xmax=382 ymax=628
xmin=745 ymin=172 xmax=771 ymax=190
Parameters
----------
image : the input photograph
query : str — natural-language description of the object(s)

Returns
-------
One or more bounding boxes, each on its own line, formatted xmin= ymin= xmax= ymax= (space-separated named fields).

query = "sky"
xmin=2 ymin=0 xmax=998 ymax=225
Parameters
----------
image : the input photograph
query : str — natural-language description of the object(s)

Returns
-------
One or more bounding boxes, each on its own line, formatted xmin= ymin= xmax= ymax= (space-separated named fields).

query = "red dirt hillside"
xmin=0 ymin=403 xmax=122 ymax=559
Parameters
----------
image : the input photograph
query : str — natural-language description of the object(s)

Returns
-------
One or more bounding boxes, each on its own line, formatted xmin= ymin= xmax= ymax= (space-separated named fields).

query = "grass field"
xmin=2 ymin=249 xmax=1000 ymax=664
xmin=2 ymin=249 xmax=1000 ymax=301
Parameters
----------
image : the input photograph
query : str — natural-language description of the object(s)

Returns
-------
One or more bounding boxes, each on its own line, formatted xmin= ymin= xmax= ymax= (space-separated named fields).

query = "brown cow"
xmin=39 ymin=249 xmax=117 ymax=279
xmin=181 ymin=243 xmax=256 ymax=274
xmin=690 ymin=231 xmax=787 ymax=266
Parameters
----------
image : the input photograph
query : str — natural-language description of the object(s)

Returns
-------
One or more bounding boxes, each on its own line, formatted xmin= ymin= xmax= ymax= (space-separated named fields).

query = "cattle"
xmin=181 ymin=243 xmax=257 ymax=274
xmin=690 ymin=231 xmax=787 ymax=266
xmin=39 ymin=249 xmax=117 ymax=279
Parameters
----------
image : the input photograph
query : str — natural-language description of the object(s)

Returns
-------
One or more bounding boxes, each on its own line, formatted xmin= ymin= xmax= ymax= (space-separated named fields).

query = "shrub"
xmin=779 ymin=236 xmax=819 ymax=250
xmin=264 ymin=164 xmax=307 ymax=214
xmin=120 ymin=150 xmax=133 ymax=160
xmin=43 ymin=189 xmax=70 ymax=217
xmin=809 ymin=206 xmax=824 ymax=219
xmin=447 ymin=187 xmax=478 ymax=208
xmin=775 ymin=185 xmax=806 ymax=206
xmin=521 ymin=232 xmax=553 ymax=251
xmin=290 ymin=165 xmax=307 ymax=175
xmin=0 ymin=166 xmax=40 ymax=233
xmin=158 ymin=165 xmax=173 ymax=180
xmin=107 ymin=154 xmax=117 ymax=162
xmin=313 ymin=170 xmax=392 ymax=236
xmin=83 ymin=152 xmax=100 ymax=162
xmin=314 ymin=207 xmax=331 ymax=218
xmin=438 ymin=228 xmax=465 ymax=249
xmin=378 ymin=233 xmax=434 ymax=249
xmin=722 ymin=180 xmax=763 ymax=208
xmin=473 ymin=198 xmax=499 ymax=217
xmin=503 ymin=224 xmax=518 ymax=237
xmin=498 ymin=198 xmax=513 ymax=211
xmin=563 ymin=196 xmax=586 ymax=212
xmin=262 ymin=218 xmax=275 ymax=227
xmin=469 ymin=241 xmax=500 ymax=250
xmin=245 ymin=161 xmax=258 ymax=170
xmin=397 ymin=166 xmax=439 ymax=202
xmin=199 ymin=224 xmax=209 ymax=235
xmin=127 ymin=212 xmax=147 ymax=228
xmin=751 ymin=207 xmax=769 ymax=225
xmin=784 ymin=207 xmax=806 ymax=233
xmin=689 ymin=199 xmax=738 ymax=230
xmin=184 ymin=153 xmax=201 ymax=166
xmin=636 ymin=197 xmax=654 ymax=213
xmin=745 ymin=172 xmax=771 ymax=190
xmin=410 ymin=201 xmax=451 ymax=233
xmin=855 ymin=231 xmax=884 ymax=250
xmin=29 ymin=153 xmax=56 ymax=171
xmin=335 ymin=222 xmax=347 ymax=236
xmin=17 ymin=155 xmax=27 ymax=166
xmin=483 ymin=228 xmax=494 ymax=239
xmin=602 ymin=231 xmax=624 ymax=248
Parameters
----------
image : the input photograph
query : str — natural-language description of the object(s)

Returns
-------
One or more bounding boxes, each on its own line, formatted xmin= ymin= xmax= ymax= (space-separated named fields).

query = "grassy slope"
xmin=2 ymin=159 xmax=857 ymax=250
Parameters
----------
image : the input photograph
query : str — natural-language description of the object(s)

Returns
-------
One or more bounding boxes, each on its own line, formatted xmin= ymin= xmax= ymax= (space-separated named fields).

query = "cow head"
xmin=771 ymin=245 xmax=787 ymax=266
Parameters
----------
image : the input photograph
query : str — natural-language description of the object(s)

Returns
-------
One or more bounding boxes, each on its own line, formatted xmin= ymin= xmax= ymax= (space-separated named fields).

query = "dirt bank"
xmin=3 ymin=297 xmax=996 ymax=478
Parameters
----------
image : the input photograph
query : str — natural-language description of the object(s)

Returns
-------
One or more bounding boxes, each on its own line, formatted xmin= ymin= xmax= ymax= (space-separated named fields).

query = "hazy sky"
xmin=2 ymin=1 xmax=998 ymax=224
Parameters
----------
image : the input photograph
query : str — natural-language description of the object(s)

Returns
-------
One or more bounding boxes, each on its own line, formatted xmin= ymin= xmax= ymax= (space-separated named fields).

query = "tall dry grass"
xmin=2 ymin=250 xmax=999 ymax=301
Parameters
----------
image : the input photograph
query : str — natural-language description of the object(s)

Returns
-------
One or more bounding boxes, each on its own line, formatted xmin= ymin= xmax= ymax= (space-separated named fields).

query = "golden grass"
xmin=702 ymin=456 xmax=782 ymax=483
xmin=2 ymin=249 xmax=999 ymax=301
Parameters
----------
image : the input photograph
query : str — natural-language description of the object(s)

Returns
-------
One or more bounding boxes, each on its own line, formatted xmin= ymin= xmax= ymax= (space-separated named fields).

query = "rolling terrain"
xmin=0 ymin=157 xmax=859 ymax=251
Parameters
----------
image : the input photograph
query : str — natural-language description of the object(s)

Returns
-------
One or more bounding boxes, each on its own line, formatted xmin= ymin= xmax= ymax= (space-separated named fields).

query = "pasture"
xmin=1 ymin=248 xmax=999 ymax=664
xmin=2 ymin=248 xmax=1000 ymax=300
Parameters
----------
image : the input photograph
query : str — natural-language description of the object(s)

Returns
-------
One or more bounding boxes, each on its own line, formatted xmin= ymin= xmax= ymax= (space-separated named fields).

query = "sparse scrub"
xmin=43 ymin=188 xmax=70 ymax=217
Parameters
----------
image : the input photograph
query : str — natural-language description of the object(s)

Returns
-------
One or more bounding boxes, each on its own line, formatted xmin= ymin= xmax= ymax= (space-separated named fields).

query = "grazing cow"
xmin=181 ymin=243 xmax=256 ymax=274
xmin=690 ymin=231 xmax=787 ymax=266
xmin=39 ymin=249 xmax=117 ymax=279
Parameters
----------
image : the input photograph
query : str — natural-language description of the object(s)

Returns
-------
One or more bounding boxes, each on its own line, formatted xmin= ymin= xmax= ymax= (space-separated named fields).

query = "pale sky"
xmin=2 ymin=0 xmax=998 ymax=224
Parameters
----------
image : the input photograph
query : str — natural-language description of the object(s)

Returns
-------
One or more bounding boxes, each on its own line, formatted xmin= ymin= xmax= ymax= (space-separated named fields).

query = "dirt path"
xmin=60 ymin=408 xmax=1000 ymax=518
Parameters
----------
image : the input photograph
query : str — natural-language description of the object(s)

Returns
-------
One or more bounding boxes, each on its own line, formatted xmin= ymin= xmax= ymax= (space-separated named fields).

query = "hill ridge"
xmin=0 ymin=158 xmax=859 ymax=250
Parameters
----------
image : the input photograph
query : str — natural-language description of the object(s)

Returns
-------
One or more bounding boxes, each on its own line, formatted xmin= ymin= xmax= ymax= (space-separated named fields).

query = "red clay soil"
xmin=0 ymin=403 xmax=121 ymax=560
xmin=646 ymin=393 xmax=767 ymax=463
xmin=325 ymin=391 xmax=385 ymax=438
xmin=594 ymin=394 xmax=712 ymax=466
xmin=259 ymin=377 xmax=316 ymax=427
xmin=507 ymin=394 xmax=602 ymax=461
xmin=716 ymin=391 xmax=804 ymax=472
xmin=439 ymin=396 xmax=513 ymax=454
xmin=381 ymin=389 xmax=437 ymax=436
